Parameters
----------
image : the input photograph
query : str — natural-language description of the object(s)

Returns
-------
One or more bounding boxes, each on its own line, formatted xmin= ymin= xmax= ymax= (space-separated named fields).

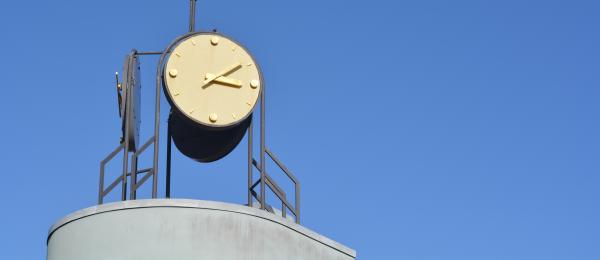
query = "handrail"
xmin=130 ymin=137 xmax=155 ymax=200
xmin=102 ymin=174 xmax=123 ymax=198
xmin=102 ymin=168 xmax=153 ymax=197
xmin=99 ymin=143 xmax=124 ymax=204
xmin=249 ymin=174 xmax=290 ymax=217
xmin=266 ymin=148 xmax=299 ymax=184
xmin=99 ymin=136 xmax=155 ymax=204
xmin=252 ymin=160 xmax=289 ymax=218
xmin=134 ymin=170 xmax=154 ymax=190
xmin=265 ymin=148 xmax=300 ymax=222
xmin=252 ymin=160 xmax=287 ymax=198
xmin=250 ymin=148 xmax=300 ymax=223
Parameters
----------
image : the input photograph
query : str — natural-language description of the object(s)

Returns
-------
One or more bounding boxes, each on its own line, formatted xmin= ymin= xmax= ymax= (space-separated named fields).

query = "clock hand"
xmin=201 ymin=62 xmax=242 ymax=88
xmin=205 ymin=73 xmax=242 ymax=88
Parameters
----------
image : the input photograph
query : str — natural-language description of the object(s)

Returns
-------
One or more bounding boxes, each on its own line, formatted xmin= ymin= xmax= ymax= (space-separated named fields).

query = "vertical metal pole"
xmin=152 ymin=67 xmax=161 ymax=199
xmin=130 ymin=156 xmax=138 ymax=200
xmin=121 ymin=137 xmax=129 ymax=201
xmin=121 ymin=86 xmax=131 ymax=201
xmin=166 ymin=117 xmax=172 ymax=198
xmin=296 ymin=184 xmax=300 ymax=223
xmin=189 ymin=0 xmax=196 ymax=32
xmin=260 ymin=85 xmax=266 ymax=209
xmin=247 ymin=120 xmax=253 ymax=207
xmin=99 ymin=163 xmax=105 ymax=204
xmin=121 ymin=140 xmax=129 ymax=200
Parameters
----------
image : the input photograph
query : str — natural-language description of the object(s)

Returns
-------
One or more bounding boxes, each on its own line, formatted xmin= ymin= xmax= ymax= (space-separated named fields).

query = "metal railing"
xmin=248 ymin=146 xmax=300 ymax=223
xmin=98 ymin=136 xmax=155 ymax=204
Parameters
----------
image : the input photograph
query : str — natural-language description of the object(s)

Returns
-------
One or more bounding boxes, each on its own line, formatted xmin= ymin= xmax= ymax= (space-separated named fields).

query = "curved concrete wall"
xmin=47 ymin=199 xmax=356 ymax=260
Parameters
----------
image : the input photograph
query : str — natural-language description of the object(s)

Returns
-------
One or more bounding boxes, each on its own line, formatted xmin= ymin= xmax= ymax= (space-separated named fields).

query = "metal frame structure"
xmin=98 ymin=0 xmax=301 ymax=223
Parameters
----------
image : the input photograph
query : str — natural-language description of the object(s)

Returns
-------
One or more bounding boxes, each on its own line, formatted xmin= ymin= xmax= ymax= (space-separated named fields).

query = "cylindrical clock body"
xmin=162 ymin=32 xmax=262 ymax=162
xmin=169 ymin=112 xmax=251 ymax=162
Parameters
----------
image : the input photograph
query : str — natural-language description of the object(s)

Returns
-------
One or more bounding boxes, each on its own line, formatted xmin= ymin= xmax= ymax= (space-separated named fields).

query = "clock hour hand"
xmin=205 ymin=73 xmax=242 ymax=88
xmin=201 ymin=62 xmax=242 ymax=88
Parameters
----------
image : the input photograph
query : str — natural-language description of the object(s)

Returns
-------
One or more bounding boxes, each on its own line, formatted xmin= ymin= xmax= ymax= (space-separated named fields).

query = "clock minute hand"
xmin=201 ymin=62 xmax=242 ymax=88
xmin=205 ymin=73 xmax=242 ymax=88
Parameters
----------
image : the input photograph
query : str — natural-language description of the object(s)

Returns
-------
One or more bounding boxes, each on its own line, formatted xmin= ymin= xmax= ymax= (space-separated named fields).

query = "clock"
xmin=162 ymin=32 xmax=262 ymax=129
xmin=119 ymin=51 xmax=141 ymax=151
xmin=161 ymin=32 xmax=262 ymax=162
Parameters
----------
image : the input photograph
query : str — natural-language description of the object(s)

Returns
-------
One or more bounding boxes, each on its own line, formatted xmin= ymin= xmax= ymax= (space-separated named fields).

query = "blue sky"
xmin=0 ymin=0 xmax=598 ymax=259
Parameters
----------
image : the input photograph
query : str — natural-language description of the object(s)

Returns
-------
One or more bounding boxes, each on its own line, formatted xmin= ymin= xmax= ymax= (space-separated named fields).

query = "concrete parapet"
xmin=48 ymin=199 xmax=356 ymax=260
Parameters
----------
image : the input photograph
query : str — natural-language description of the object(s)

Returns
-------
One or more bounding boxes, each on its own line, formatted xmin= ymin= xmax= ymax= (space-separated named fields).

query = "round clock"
xmin=120 ymin=51 xmax=141 ymax=152
xmin=161 ymin=32 xmax=262 ymax=162
xmin=163 ymin=32 xmax=262 ymax=129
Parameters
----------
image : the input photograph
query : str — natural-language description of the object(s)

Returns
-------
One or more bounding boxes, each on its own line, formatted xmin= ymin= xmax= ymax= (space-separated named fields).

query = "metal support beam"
xmin=166 ymin=118 xmax=172 ymax=198
xmin=121 ymin=73 xmax=133 ymax=201
xmin=130 ymin=156 xmax=138 ymax=200
xmin=136 ymin=51 xmax=163 ymax=56
xmin=247 ymin=120 xmax=253 ymax=207
xmin=189 ymin=0 xmax=197 ymax=32
xmin=152 ymin=61 xmax=161 ymax=199
xmin=260 ymin=85 xmax=266 ymax=209
xmin=150 ymin=32 xmax=192 ymax=200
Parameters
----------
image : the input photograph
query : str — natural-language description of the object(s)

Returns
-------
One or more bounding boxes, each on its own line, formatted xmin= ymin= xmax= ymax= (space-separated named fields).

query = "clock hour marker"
xmin=175 ymin=52 xmax=181 ymax=57
xmin=210 ymin=36 xmax=220 ymax=46
xmin=250 ymin=79 xmax=259 ymax=89
xmin=189 ymin=109 xmax=195 ymax=114
xmin=169 ymin=69 xmax=178 ymax=78
xmin=209 ymin=113 xmax=218 ymax=122
xmin=231 ymin=46 xmax=237 ymax=51
xmin=174 ymin=92 xmax=180 ymax=96
xmin=232 ymin=113 xmax=237 ymax=119
xmin=246 ymin=101 xmax=252 ymax=106
xmin=191 ymin=40 xmax=197 ymax=46
xmin=246 ymin=62 xmax=253 ymax=67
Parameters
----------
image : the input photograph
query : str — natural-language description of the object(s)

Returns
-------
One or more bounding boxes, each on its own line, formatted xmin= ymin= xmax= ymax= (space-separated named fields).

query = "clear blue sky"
xmin=0 ymin=0 xmax=598 ymax=259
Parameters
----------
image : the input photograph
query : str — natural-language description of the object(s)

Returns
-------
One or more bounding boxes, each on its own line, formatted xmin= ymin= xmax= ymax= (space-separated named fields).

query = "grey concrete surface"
xmin=47 ymin=199 xmax=356 ymax=260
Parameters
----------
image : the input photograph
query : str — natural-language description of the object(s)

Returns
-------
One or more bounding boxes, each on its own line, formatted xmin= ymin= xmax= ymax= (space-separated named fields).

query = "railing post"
xmin=130 ymin=155 xmax=137 ymax=200
xmin=151 ymin=51 xmax=163 ymax=199
xmin=296 ymin=183 xmax=300 ymax=223
xmin=166 ymin=119 xmax=172 ymax=198
xmin=99 ymin=162 xmax=105 ymax=205
xmin=189 ymin=0 xmax=196 ymax=32
xmin=260 ymin=83 xmax=266 ymax=209
xmin=247 ymin=120 xmax=253 ymax=207
xmin=121 ymin=86 xmax=131 ymax=201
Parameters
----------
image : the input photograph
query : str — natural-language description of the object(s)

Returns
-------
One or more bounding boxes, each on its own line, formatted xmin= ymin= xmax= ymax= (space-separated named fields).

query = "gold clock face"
xmin=163 ymin=33 xmax=262 ymax=127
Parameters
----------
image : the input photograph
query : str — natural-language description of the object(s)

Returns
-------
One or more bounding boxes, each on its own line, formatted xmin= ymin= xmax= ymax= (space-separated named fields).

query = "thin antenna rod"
xmin=189 ymin=0 xmax=197 ymax=32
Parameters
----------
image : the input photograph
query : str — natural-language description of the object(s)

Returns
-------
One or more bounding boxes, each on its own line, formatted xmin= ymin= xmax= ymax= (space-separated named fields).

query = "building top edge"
xmin=48 ymin=199 xmax=356 ymax=257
